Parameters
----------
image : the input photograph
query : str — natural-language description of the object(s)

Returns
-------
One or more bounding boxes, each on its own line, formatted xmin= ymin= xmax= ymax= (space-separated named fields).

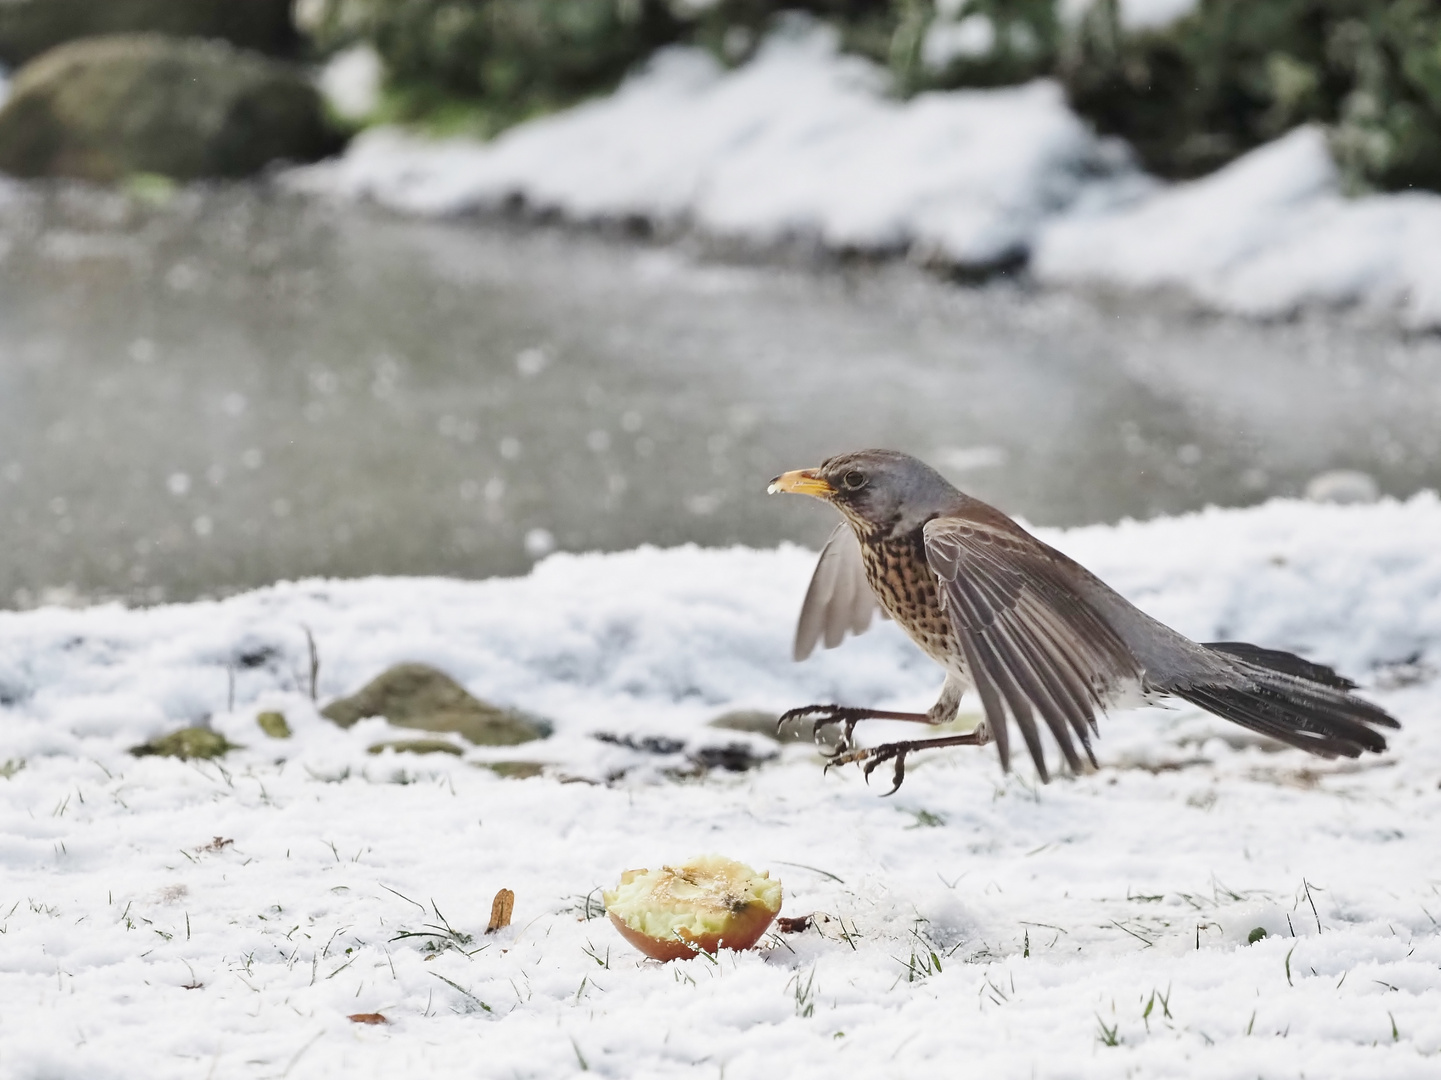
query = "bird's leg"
xmin=827 ymin=731 xmax=989 ymax=796
xmin=781 ymin=675 xmax=968 ymax=752
xmin=778 ymin=705 xmax=934 ymax=753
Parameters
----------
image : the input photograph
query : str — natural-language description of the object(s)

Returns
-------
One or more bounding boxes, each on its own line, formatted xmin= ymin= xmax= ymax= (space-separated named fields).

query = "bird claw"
xmin=777 ymin=704 xmax=870 ymax=752
xmin=824 ymin=741 xmax=910 ymax=795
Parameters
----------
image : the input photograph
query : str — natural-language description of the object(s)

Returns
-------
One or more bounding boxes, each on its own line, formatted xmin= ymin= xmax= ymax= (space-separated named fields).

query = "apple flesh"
xmin=603 ymin=855 xmax=783 ymax=961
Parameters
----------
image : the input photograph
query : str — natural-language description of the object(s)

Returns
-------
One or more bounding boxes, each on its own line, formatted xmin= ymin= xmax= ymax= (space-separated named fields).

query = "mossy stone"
xmin=0 ymin=34 xmax=340 ymax=181
xmin=366 ymin=738 xmax=464 ymax=756
xmin=131 ymin=726 xmax=237 ymax=760
xmin=485 ymin=761 xmax=546 ymax=779
xmin=321 ymin=662 xmax=549 ymax=747
xmin=256 ymin=711 xmax=292 ymax=739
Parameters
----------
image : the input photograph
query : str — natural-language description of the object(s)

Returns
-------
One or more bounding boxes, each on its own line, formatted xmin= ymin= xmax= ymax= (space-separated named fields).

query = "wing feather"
xmin=794 ymin=524 xmax=882 ymax=661
xmin=924 ymin=514 xmax=1142 ymax=778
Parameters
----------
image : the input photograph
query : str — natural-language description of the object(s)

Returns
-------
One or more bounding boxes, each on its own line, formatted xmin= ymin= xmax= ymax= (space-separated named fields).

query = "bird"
xmin=768 ymin=449 xmax=1399 ymax=793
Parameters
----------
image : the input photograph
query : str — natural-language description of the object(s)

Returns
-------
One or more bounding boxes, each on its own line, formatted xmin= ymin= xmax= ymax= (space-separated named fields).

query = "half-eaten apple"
xmin=603 ymin=855 xmax=783 ymax=961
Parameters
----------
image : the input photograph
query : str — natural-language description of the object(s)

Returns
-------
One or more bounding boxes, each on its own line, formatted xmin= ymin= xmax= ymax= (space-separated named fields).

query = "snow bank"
xmin=2 ymin=496 xmax=1440 ymax=1077
xmin=290 ymin=25 xmax=1134 ymax=266
xmin=293 ymin=23 xmax=1441 ymax=326
xmin=1034 ymin=126 xmax=1441 ymax=329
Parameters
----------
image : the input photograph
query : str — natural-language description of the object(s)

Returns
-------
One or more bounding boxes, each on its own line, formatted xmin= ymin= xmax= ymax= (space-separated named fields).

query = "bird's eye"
xmin=841 ymin=470 xmax=866 ymax=490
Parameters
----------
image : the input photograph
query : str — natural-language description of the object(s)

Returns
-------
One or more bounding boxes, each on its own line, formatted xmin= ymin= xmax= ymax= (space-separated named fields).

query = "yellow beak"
xmin=767 ymin=469 xmax=834 ymax=498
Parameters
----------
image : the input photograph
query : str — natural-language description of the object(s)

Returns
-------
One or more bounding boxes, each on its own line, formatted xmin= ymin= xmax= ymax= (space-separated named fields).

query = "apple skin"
xmin=606 ymin=904 xmax=779 ymax=961
xmin=603 ymin=857 xmax=782 ymax=961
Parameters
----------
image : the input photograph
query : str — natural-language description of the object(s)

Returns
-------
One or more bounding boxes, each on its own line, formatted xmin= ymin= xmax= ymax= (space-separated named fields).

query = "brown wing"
xmin=923 ymin=513 xmax=1142 ymax=781
xmin=794 ymin=524 xmax=886 ymax=661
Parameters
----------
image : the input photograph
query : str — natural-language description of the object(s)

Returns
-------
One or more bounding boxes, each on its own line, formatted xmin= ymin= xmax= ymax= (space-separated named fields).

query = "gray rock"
xmin=131 ymin=726 xmax=238 ymax=760
xmin=0 ymin=34 xmax=339 ymax=181
xmin=321 ymin=662 xmax=549 ymax=747
xmin=0 ymin=0 xmax=298 ymax=66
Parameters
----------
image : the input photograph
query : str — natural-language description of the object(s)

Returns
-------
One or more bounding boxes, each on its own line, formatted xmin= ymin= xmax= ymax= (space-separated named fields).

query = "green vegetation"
xmin=303 ymin=0 xmax=1059 ymax=135
xmin=1063 ymin=0 xmax=1441 ymax=192
xmin=305 ymin=0 xmax=683 ymax=134
xmin=0 ymin=0 xmax=298 ymax=66
xmin=308 ymin=0 xmax=1441 ymax=193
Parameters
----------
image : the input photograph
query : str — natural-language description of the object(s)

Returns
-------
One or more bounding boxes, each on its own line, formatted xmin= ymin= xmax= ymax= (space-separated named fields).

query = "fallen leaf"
xmin=486 ymin=888 xmax=515 ymax=934
xmin=348 ymin=1013 xmax=387 ymax=1025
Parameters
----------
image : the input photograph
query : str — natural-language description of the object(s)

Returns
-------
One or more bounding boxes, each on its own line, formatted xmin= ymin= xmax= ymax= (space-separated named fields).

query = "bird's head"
xmin=768 ymin=449 xmax=957 ymax=539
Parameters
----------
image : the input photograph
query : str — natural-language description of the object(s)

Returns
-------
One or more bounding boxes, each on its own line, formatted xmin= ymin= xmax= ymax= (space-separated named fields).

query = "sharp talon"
xmin=882 ymin=753 xmax=907 ymax=797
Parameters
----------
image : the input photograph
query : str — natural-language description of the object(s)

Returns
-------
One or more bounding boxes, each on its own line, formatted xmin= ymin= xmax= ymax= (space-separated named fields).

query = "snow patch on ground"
xmin=289 ymin=26 xmax=1138 ymax=267
xmin=1034 ymin=126 xmax=1441 ymax=329
xmin=2 ymin=497 xmax=1440 ymax=1076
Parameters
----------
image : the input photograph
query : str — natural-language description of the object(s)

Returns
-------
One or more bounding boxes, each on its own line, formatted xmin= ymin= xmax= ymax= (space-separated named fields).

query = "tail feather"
xmin=1203 ymin=641 xmax=1358 ymax=691
xmin=1171 ymin=644 xmax=1398 ymax=759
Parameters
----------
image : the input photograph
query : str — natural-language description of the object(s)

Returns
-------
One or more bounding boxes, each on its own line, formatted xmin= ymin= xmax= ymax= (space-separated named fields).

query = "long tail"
xmin=1169 ymin=642 xmax=1399 ymax=758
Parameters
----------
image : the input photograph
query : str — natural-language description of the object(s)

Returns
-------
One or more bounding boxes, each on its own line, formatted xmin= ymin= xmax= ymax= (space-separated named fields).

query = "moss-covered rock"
xmin=256 ymin=711 xmax=292 ymax=738
xmin=1061 ymin=0 xmax=1441 ymax=191
xmin=485 ymin=760 xmax=546 ymax=778
xmin=131 ymin=726 xmax=238 ymax=760
xmin=366 ymin=738 xmax=464 ymax=755
xmin=0 ymin=35 xmax=340 ymax=181
xmin=0 ymin=0 xmax=298 ymax=66
xmin=321 ymin=662 xmax=549 ymax=746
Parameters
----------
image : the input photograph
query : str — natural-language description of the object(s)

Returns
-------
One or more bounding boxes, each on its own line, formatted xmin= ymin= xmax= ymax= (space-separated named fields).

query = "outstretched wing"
xmin=794 ymin=524 xmax=885 ymax=661
xmin=923 ymin=514 xmax=1142 ymax=781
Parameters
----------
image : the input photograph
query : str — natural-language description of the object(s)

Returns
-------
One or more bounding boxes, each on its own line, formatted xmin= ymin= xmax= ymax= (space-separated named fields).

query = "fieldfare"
xmin=770 ymin=449 xmax=1398 ymax=793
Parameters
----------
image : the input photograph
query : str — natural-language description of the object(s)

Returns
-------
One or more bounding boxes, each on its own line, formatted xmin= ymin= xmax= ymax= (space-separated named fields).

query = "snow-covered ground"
xmin=296 ymin=19 xmax=1441 ymax=328
xmin=3 ymin=496 xmax=1440 ymax=1078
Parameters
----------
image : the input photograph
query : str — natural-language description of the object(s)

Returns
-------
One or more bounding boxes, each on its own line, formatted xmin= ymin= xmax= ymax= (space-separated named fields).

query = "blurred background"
xmin=1 ymin=0 xmax=1440 ymax=608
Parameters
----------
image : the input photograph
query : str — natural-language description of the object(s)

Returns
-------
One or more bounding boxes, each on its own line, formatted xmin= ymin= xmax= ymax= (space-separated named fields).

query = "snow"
xmin=1061 ymin=0 xmax=1200 ymax=31
xmin=2 ymin=496 xmax=1440 ymax=1077
xmin=1033 ymin=126 xmax=1441 ymax=329
xmin=316 ymin=45 xmax=383 ymax=123
xmin=921 ymin=14 xmax=997 ymax=70
xmin=288 ymin=25 xmax=1134 ymax=267
xmin=289 ymin=17 xmax=1441 ymax=328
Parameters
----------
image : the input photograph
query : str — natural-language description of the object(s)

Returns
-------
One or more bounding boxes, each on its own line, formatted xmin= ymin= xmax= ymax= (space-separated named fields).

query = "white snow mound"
xmin=289 ymin=25 xmax=1134 ymax=266
xmin=1035 ymin=125 xmax=1441 ymax=329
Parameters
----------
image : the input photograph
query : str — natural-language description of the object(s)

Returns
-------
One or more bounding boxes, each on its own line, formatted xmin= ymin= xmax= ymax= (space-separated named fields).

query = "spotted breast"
xmin=857 ymin=526 xmax=962 ymax=669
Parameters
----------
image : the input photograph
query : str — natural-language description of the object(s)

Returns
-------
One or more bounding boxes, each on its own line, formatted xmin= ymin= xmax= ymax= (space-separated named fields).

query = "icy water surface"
xmin=2 ymin=184 xmax=1441 ymax=606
